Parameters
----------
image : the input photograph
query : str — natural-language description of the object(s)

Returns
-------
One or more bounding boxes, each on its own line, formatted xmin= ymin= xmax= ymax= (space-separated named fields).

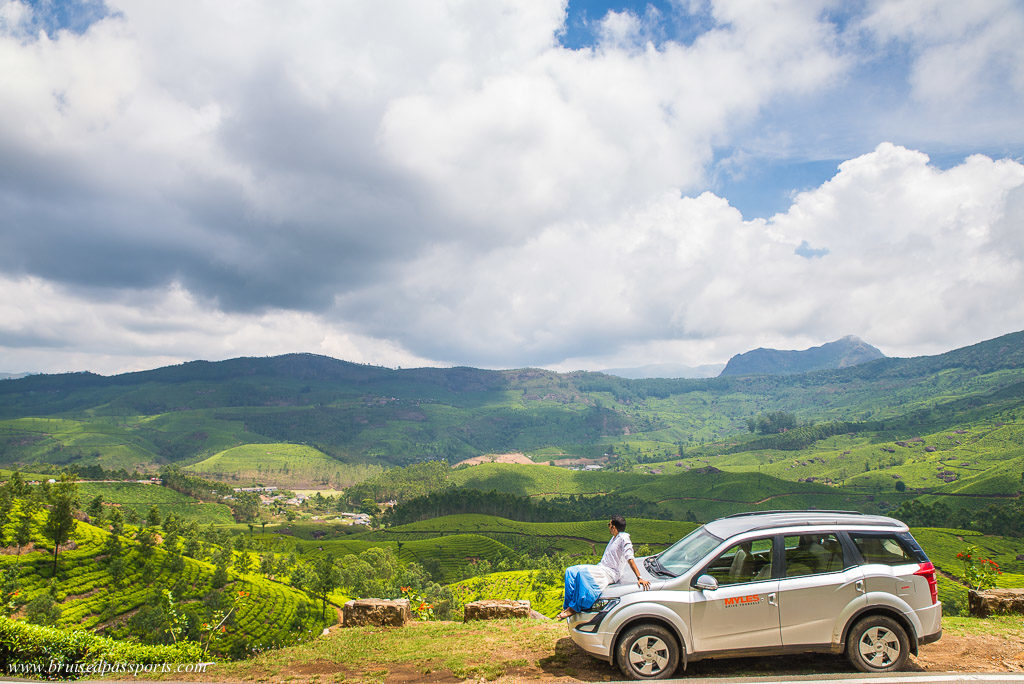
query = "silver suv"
xmin=567 ymin=510 xmax=942 ymax=680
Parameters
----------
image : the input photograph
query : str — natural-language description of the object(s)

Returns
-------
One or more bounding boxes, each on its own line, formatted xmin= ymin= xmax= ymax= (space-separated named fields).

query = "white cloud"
xmin=343 ymin=144 xmax=1024 ymax=367
xmin=0 ymin=276 xmax=435 ymax=374
xmin=0 ymin=1 xmax=1022 ymax=374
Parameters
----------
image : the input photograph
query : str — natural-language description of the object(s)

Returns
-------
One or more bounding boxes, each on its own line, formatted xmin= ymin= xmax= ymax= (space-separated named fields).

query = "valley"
xmin=0 ymin=331 xmax=1022 ymax=679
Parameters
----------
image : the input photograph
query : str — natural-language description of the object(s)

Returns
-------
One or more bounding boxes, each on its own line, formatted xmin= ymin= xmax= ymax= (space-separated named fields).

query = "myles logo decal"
xmin=723 ymin=594 xmax=761 ymax=607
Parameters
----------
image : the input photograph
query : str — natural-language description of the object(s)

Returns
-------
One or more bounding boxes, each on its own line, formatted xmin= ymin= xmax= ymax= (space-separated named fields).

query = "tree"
xmin=311 ymin=554 xmax=340 ymax=618
xmin=212 ymin=546 xmax=232 ymax=588
xmin=290 ymin=562 xmax=311 ymax=591
xmin=14 ymin=504 xmax=34 ymax=556
xmin=0 ymin=566 xmax=23 ymax=617
xmin=87 ymin=495 xmax=105 ymax=521
xmin=135 ymin=526 xmax=157 ymax=558
xmin=360 ymin=498 xmax=379 ymax=517
xmin=146 ymin=506 xmax=162 ymax=529
xmin=107 ymin=507 xmax=124 ymax=537
xmin=233 ymin=550 xmax=254 ymax=576
xmin=108 ymin=554 xmax=126 ymax=586
xmin=25 ymin=590 xmax=61 ymax=626
xmin=43 ymin=473 xmax=78 ymax=575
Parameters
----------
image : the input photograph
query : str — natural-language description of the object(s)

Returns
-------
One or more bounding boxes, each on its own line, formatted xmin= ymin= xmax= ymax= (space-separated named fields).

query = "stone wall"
xmin=967 ymin=588 xmax=1024 ymax=617
xmin=342 ymin=598 xmax=412 ymax=627
xmin=463 ymin=599 xmax=532 ymax=622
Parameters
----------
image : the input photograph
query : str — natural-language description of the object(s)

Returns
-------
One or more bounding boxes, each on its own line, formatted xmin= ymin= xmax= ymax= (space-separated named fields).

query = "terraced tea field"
xmin=449 ymin=462 xmax=651 ymax=498
xmin=284 ymin=533 xmax=516 ymax=583
xmin=0 ymin=506 xmax=329 ymax=654
xmin=362 ymin=514 xmax=699 ymax=555
xmin=0 ymin=417 xmax=159 ymax=471
xmin=185 ymin=443 xmax=380 ymax=488
xmin=451 ymin=569 xmax=563 ymax=617
xmin=78 ymin=481 xmax=234 ymax=524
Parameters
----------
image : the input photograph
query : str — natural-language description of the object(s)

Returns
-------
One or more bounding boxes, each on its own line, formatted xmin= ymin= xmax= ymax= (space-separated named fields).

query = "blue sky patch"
xmin=795 ymin=240 xmax=830 ymax=259
xmin=560 ymin=0 xmax=715 ymax=49
xmin=23 ymin=0 xmax=110 ymax=37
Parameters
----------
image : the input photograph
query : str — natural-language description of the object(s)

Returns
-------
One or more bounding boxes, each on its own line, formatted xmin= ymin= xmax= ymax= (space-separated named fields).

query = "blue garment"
xmin=562 ymin=564 xmax=604 ymax=612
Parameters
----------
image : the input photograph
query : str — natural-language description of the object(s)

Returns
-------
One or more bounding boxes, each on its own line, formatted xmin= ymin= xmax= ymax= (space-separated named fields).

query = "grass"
xmin=104 ymin=611 xmax=1024 ymax=684
xmin=173 ymin=619 xmax=571 ymax=683
xmin=942 ymin=614 xmax=1024 ymax=637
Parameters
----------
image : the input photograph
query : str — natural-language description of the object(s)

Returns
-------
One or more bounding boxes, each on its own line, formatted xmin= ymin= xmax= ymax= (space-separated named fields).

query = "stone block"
xmin=463 ymin=599 xmax=532 ymax=622
xmin=342 ymin=598 xmax=411 ymax=627
xmin=967 ymin=588 xmax=1024 ymax=617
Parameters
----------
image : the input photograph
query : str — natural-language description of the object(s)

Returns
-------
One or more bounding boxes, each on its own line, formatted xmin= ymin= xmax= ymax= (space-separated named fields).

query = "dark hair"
xmin=610 ymin=516 xmax=626 ymax=532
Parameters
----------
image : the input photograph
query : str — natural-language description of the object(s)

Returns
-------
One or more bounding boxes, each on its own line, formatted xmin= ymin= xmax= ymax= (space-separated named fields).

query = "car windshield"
xmin=655 ymin=527 xmax=722 ymax=576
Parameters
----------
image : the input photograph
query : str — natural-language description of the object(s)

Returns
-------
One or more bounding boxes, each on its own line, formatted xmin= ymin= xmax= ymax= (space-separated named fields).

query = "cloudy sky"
xmin=1 ymin=0 xmax=1023 ymax=376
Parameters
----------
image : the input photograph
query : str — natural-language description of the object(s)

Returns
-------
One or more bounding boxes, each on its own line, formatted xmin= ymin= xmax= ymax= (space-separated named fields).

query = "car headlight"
xmin=588 ymin=597 xmax=620 ymax=613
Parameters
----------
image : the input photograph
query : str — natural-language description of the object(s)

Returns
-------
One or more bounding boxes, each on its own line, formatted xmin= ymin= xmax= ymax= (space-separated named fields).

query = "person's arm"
xmin=628 ymin=558 xmax=651 ymax=590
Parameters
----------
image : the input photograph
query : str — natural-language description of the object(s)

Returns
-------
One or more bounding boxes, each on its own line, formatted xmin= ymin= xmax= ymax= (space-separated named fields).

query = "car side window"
xmin=783 ymin=533 xmax=844 ymax=577
xmin=703 ymin=537 xmax=774 ymax=585
xmin=849 ymin=534 xmax=914 ymax=565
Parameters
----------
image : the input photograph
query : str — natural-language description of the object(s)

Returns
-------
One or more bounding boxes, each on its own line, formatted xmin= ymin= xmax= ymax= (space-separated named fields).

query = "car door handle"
xmin=856 ymin=580 xmax=865 ymax=593
xmin=767 ymin=592 xmax=777 ymax=606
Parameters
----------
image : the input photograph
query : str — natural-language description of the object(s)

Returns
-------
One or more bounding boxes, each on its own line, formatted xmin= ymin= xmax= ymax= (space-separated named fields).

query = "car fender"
xmin=829 ymin=592 xmax=868 ymax=647
xmin=843 ymin=592 xmax=922 ymax=653
xmin=604 ymin=594 xmax=691 ymax=665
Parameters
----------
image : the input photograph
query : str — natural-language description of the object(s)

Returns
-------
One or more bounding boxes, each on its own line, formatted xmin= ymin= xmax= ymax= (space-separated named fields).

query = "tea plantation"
xmin=0 ymin=503 xmax=329 ymax=657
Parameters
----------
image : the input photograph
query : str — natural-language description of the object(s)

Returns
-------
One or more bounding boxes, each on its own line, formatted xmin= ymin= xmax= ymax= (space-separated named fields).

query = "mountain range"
xmin=719 ymin=335 xmax=885 ymax=376
xmin=0 ymin=330 xmax=1021 ymax=473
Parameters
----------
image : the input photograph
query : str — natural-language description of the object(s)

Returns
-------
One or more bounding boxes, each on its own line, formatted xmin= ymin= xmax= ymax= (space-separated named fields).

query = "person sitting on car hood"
xmin=556 ymin=516 xmax=650 ymax=620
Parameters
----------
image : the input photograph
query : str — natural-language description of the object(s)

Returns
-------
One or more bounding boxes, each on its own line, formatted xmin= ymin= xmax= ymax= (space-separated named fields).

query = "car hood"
xmin=599 ymin=559 xmax=669 ymax=598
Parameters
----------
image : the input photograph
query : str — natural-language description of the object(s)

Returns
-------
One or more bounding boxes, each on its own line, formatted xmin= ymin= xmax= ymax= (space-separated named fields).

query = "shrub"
xmin=957 ymin=545 xmax=1002 ymax=590
xmin=0 ymin=617 xmax=202 ymax=679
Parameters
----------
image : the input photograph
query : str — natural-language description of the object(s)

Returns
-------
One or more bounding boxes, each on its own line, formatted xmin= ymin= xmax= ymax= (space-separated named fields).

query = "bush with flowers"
xmin=399 ymin=586 xmax=434 ymax=621
xmin=957 ymin=545 xmax=1002 ymax=590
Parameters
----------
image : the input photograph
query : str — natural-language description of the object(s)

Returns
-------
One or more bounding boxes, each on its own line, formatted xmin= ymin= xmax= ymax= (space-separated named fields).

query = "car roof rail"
xmin=721 ymin=509 xmax=861 ymax=519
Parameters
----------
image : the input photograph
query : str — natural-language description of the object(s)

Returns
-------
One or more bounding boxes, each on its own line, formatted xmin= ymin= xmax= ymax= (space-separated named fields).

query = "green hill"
xmin=0 ymin=332 xmax=1023 ymax=473
xmin=185 ymin=443 xmax=380 ymax=488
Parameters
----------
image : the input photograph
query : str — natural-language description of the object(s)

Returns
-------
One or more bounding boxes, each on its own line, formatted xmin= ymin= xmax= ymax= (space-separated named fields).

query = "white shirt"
xmin=599 ymin=532 xmax=635 ymax=583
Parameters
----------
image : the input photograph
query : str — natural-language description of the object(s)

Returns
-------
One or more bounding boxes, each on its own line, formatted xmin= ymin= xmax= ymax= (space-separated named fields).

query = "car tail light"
xmin=914 ymin=561 xmax=938 ymax=605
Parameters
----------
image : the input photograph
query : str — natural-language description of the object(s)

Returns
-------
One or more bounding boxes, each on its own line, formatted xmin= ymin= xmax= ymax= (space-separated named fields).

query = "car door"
xmin=777 ymin=532 xmax=865 ymax=647
xmin=689 ymin=536 xmax=781 ymax=653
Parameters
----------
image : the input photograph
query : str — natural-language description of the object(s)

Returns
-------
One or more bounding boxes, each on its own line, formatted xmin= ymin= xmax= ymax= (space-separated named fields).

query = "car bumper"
xmin=914 ymin=602 xmax=942 ymax=645
xmin=567 ymin=615 xmax=612 ymax=661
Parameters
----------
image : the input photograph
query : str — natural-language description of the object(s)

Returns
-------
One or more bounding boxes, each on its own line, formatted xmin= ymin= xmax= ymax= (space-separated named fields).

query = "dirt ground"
xmin=183 ymin=628 xmax=1024 ymax=684
xmin=522 ymin=632 xmax=1024 ymax=683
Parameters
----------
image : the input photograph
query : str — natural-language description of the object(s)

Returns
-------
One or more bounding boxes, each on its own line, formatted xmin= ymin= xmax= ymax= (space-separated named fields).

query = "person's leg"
xmin=557 ymin=566 xmax=582 ymax=620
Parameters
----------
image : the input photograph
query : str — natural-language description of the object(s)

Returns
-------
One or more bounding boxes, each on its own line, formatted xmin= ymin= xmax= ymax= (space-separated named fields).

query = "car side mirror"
xmin=695 ymin=574 xmax=718 ymax=591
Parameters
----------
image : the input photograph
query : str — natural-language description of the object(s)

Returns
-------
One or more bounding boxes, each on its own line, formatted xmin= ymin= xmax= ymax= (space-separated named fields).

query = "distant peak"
xmin=719 ymin=336 xmax=885 ymax=377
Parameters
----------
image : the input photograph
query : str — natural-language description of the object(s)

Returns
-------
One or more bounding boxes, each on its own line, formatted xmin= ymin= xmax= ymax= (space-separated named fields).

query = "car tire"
xmin=846 ymin=615 xmax=910 ymax=673
xmin=615 ymin=623 xmax=681 ymax=680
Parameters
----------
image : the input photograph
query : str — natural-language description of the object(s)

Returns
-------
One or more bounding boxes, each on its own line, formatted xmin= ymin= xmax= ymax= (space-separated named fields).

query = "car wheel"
xmin=615 ymin=623 xmax=680 ymax=680
xmin=846 ymin=615 xmax=910 ymax=673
